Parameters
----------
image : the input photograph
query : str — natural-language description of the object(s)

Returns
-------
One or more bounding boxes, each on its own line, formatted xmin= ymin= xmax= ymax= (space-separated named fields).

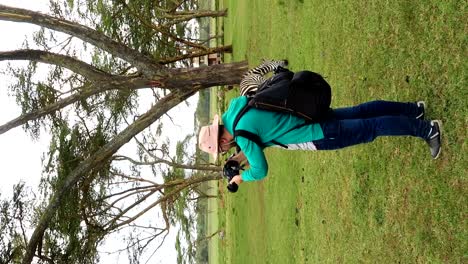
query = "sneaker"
xmin=416 ymin=101 xmax=426 ymax=119
xmin=426 ymin=120 xmax=442 ymax=159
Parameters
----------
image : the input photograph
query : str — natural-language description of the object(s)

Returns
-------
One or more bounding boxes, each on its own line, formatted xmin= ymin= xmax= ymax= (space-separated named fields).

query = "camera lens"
xmin=227 ymin=182 xmax=238 ymax=193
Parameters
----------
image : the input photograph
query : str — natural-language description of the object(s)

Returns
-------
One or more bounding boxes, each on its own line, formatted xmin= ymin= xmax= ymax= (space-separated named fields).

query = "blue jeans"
xmin=313 ymin=100 xmax=432 ymax=150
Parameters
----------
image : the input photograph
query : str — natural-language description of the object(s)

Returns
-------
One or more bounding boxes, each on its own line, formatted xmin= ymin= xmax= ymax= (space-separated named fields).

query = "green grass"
xmin=213 ymin=0 xmax=467 ymax=263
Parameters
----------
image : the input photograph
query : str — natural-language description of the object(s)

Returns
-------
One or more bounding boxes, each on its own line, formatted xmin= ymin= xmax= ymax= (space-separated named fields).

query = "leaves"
xmin=0 ymin=183 xmax=33 ymax=264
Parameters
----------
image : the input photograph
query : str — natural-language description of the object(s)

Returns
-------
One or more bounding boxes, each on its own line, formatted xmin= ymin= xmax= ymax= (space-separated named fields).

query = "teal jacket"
xmin=221 ymin=96 xmax=324 ymax=181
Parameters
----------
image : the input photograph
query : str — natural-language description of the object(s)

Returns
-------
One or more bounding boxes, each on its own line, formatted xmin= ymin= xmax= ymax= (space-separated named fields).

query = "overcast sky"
xmin=0 ymin=1 xmax=200 ymax=263
xmin=0 ymin=0 xmax=51 ymax=199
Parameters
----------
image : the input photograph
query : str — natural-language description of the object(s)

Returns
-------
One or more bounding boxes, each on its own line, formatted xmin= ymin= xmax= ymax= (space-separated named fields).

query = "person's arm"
xmin=236 ymin=138 xmax=268 ymax=182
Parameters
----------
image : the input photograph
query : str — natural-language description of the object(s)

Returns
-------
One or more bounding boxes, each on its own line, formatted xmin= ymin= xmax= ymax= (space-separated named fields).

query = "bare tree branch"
xmin=0 ymin=50 xmax=111 ymax=81
xmin=111 ymin=170 xmax=159 ymax=185
xmin=143 ymin=231 xmax=170 ymax=264
xmin=194 ymin=229 xmax=223 ymax=245
xmin=122 ymin=3 xmax=207 ymax=50
xmin=112 ymin=155 xmax=222 ymax=172
xmin=21 ymin=88 xmax=201 ymax=264
xmin=102 ymin=189 xmax=158 ymax=230
xmin=159 ymin=9 xmax=228 ymax=28
xmin=111 ymin=173 xmax=221 ymax=230
xmin=0 ymin=4 xmax=162 ymax=76
xmin=158 ymin=45 xmax=232 ymax=65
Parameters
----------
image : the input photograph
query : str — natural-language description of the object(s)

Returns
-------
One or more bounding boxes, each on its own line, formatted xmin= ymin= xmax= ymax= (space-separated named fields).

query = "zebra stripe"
xmin=239 ymin=59 xmax=288 ymax=96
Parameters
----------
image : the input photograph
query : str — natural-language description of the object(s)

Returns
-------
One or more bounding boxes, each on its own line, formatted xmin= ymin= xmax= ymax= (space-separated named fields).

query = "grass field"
xmin=211 ymin=0 xmax=467 ymax=263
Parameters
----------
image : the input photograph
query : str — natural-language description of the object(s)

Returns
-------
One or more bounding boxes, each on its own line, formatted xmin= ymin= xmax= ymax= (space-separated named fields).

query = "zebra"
xmin=239 ymin=59 xmax=289 ymax=96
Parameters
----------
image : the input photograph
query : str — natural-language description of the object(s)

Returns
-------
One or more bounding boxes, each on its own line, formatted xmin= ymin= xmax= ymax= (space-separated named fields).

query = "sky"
xmin=0 ymin=1 xmax=198 ymax=263
xmin=0 ymin=1 xmax=51 ymax=199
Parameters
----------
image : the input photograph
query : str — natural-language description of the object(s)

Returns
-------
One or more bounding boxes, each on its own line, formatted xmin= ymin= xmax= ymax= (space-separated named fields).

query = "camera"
xmin=223 ymin=160 xmax=242 ymax=193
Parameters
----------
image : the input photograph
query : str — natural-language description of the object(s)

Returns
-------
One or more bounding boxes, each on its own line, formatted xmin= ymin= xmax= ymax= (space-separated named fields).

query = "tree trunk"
xmin=0 ymin=61 xmax=248 ymax=135
xmin=163 ymin=61 xmax=247 ymax=89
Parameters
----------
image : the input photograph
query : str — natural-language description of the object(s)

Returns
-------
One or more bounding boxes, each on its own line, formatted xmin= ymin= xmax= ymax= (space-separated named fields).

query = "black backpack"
xmin=233 ymin=67 xmax=332 ymax=149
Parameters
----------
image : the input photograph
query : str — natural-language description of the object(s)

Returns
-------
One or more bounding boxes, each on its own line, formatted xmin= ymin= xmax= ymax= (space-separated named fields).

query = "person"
xmin=198 ymin=97 xmax=442 ymax=188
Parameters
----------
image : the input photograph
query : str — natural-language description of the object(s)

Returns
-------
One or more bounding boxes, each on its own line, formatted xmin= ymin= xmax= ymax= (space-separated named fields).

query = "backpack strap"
xmin=234 ymin=129 xmax=266 ymax=148
xmin=232 ymin=98 xmax=289 ymax=149
xmin=232 ymin=98 xmax=253 ymax=132
xmin=232 ymin=99 xmax=270 ymax=148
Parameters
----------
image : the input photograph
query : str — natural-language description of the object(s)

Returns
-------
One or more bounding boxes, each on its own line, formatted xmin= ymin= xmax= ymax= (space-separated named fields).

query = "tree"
xmin=0 ymin=2 xmax=244 ymax=263
xmin=0 ymin=183 xmax=35 ymax=264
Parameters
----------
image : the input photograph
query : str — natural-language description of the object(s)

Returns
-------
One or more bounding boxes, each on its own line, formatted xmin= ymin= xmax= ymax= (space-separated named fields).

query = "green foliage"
xmin=0 ymin=183 xmax=32 ymax=264
xmin=57 ymin=0 xmax=199 ymax=66
xmin=195 ymin=89 xmax=211 ymax=128
xmin=90 ymin=48 xmax=132 ymax=75
xmin=194 ymin=184 xmax=210 ymax=264
xmin=175 ymin=231 xmax=183 ymax=264
xmin=7 ymin=61 xmax=45 ymax=138
xmin=37 ymin=119 xmax=111 ymax=263
xmin=194 ymin=89 xmax=211 ymax=165
xmin=163 ymin=132 xmax=217 ymax=264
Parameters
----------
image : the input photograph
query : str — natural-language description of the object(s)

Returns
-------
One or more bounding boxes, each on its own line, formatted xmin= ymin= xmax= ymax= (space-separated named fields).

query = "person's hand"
xmin=229 ymin=175 xmax=243 ymax=186
xmin=228 ymin=151 xmax=249 ymax=167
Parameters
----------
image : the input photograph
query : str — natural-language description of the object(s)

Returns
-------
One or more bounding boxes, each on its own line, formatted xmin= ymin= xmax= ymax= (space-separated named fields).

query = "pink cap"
xmin=198 ymin=115 xmax=220 ymax=161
